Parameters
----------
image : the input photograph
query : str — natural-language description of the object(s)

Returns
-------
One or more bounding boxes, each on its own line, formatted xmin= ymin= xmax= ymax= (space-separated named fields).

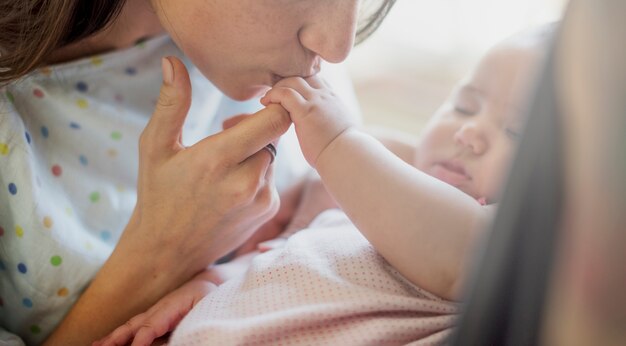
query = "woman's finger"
xmin=200 ymin=104 xmax=291 ymax=164
xmin=222 ymin=114 xmax=251 ymax=130
xmin=236 ymin=145 xmax=277 ymax=198
xmin=244 ymin=149 xmax=280 ymax=218
xmin=141 ymin=56 xmax=192 ymax=159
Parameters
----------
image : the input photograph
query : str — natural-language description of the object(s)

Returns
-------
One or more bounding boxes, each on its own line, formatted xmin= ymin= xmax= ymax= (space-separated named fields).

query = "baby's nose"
xmin=455 ymin=124 xmax=488 ymax=155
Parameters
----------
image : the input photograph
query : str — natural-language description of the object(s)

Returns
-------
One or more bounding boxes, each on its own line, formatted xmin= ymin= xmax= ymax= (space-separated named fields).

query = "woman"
xmin=0 ymin=0 xmax=395 ymax=344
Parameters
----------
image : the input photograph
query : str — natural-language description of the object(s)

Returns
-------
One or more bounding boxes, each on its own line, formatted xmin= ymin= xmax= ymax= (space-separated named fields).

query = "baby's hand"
xmin=261 ymin=76 xmax=356 ymax=167
xmin=93 ymin=271 xmax=217 ymax=346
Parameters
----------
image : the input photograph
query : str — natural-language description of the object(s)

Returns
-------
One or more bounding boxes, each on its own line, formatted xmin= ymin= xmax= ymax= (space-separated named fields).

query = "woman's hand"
xmin=260 ymin=76 xmax=356 ymax=167
xmin=44 ymin=57 xmax=291 ymax=345
xmin=127 ymin=56 xmax=291 ymax=274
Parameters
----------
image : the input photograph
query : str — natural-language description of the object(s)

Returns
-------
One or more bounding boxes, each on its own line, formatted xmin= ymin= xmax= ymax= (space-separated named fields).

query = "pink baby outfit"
xmin=169 ymin=209 xmax=458 ymax=345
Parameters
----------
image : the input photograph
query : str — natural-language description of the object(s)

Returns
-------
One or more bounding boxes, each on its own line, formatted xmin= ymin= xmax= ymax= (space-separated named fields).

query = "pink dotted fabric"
xmin=170 ymin=209 xmax=458 ymax=345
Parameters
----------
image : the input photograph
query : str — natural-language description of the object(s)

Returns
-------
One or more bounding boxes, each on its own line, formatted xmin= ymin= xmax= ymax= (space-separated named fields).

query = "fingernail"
xmin=161 ymin=57 xmax=174 ymax=85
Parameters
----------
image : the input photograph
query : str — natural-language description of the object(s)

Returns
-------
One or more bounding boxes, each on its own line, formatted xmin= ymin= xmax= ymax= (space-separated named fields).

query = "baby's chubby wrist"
xmin=313 ymin=126 xmax=360 ymax=168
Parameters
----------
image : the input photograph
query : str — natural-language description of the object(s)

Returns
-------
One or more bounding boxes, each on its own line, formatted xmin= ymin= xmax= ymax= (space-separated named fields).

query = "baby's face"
xmin=414 ymin=43 xmax=542 ymax=203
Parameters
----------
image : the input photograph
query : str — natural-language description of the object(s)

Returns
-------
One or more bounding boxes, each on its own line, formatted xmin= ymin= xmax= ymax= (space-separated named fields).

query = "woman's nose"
xmin=298 ymin=1 xmax=359 ymax=63
xmin=454 ymin=122 xmax=489 ymax=155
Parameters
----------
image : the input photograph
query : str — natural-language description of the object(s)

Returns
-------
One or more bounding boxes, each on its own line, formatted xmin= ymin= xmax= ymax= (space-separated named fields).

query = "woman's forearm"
xmin=44 ymin=220 xmax=200 ymax=345
xmin=315 ymin=129 xmax=489 ymax=300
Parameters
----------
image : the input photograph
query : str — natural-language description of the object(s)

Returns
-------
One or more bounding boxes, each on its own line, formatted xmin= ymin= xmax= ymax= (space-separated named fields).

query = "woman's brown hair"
xmin=0 ymin=0 xmax=395 ymax=86
xmin=0 ymin=0 xmax=128 ymax=85
xmin=356 ymin=0 xmax=396 ymax=45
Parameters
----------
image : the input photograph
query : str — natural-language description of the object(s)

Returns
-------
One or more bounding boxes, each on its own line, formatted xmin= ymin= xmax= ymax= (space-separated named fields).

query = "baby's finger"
xmin=273 ymin=77 xmax=317 ymax=99
xmin=130 ymin=326 xmax=163 ymax=346
xmin=303 ymin=75 xmax=326 ymax=89
xmin=261 ymin=87 xmax=307 ymax=112
xmin=131 ymin=298 xmax=190 ymax=346
xmin=98 ymin=314 xmax=145 ymax=346
xmin=258 ymin=238 xmax=287 ymax=253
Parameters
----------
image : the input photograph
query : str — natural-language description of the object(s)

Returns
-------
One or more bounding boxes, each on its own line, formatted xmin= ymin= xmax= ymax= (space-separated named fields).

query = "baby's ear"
xmin=222 ymin=114 xmax=251 ymax=130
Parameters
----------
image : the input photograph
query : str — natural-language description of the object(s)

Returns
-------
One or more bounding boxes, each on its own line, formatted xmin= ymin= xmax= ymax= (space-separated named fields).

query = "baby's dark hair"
xmin=0 ymin=0 xmax=396 ymax=86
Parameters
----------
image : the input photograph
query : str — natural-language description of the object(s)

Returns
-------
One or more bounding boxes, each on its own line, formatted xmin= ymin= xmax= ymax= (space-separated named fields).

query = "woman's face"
xmin=152 ymin=0 xmax=360 ymax=100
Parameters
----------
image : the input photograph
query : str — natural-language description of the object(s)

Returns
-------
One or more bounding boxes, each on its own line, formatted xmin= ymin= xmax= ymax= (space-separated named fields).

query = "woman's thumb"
xmin=144 ymin=56 xmax=192 ymax=153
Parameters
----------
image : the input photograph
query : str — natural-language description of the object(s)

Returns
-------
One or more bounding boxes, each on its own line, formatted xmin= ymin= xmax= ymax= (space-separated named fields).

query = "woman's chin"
xmin=226 ymin=85 xmax=271 ymax=101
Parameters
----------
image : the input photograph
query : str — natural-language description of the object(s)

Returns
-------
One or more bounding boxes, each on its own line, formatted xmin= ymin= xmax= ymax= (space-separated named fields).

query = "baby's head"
xmin=413 ymin=25 xmax=554 ymax=204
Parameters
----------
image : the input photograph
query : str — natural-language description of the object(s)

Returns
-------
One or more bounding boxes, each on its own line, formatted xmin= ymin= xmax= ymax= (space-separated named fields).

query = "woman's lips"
xmin=431 ymin=161 xmax=471 ymax=187
xmin=270 ymin=62 xmax=321 ymax=86
xmin=271 ymin=73 xmax=284 ymax=86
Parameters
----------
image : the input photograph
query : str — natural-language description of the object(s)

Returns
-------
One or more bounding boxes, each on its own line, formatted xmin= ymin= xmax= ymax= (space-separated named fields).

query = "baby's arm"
xmin=262 ymin=77 xmax=491 ymax=300
xmin=365 ymin=125 xmax=417 ymax=165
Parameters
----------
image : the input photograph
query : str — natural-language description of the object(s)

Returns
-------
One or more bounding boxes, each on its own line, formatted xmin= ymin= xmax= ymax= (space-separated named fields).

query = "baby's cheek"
xmin=412 ymin=154 xmax=432 ymax=175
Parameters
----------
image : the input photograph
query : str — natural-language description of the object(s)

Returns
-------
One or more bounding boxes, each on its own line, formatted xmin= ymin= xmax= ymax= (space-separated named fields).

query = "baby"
xmin=97 ymin=26 xmax=550 ymax=346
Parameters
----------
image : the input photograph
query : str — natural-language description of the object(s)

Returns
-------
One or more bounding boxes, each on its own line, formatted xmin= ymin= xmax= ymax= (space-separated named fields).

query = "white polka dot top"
xmin=170 ymin=209 xmax=459 ymax=346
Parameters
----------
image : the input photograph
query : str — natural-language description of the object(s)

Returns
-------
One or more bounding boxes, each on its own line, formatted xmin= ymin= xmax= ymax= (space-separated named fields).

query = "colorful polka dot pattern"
xmin=75 ymin=81 xmax=88 ymax=93
xmin=57 ymin=287 xmax=69 ymax=297
xmin=5 ymin=91 xmax=15 ymax=103
xmin=50 ymin=256 xmax=62 ymax=266
xmin=15 ymin=225 xmax=24 ymax=238
xmin=0 ymin=51 xmax=148 ymax=343
xmin=169 ymin=211 xmax=458 ymax=345
xmin=51 ymin=165 xmax=62 ymax=177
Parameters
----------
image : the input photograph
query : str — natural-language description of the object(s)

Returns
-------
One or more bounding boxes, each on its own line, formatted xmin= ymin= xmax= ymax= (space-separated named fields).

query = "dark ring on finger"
xmin=261 ymin=143 xmax=277 ymax=164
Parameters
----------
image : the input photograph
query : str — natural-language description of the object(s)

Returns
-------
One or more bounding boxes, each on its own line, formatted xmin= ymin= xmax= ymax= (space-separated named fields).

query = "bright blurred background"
xmin=345 ymin=0 xmax=569 ymax=135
